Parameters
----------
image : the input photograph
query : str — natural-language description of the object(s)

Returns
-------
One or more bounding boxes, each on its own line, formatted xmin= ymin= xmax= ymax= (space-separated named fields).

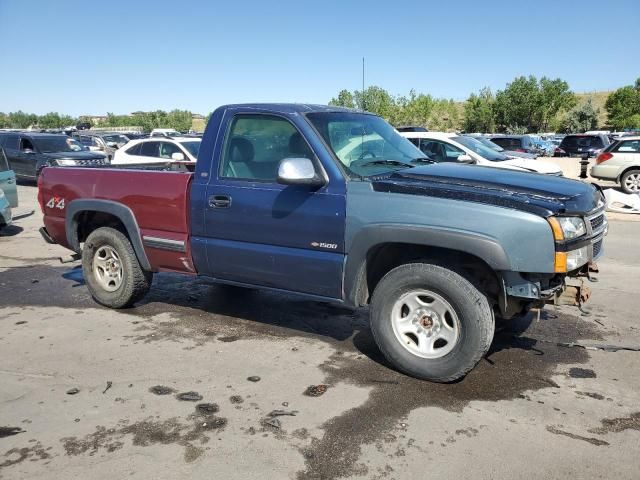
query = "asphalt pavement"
xmin=1 ymin=183 xmax=639 ymax=480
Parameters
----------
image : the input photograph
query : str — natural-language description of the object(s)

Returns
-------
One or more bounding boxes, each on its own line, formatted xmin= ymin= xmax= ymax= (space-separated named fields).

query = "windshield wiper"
xmin=359 ymin=160 xmax=414 ymax=168
xmin=410 ymin=157 xmax=435 ymax=164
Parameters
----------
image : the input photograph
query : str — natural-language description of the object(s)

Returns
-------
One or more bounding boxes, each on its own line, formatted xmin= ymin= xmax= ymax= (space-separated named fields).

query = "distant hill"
xmin=575 ymin=91 xmax=612 ymax=127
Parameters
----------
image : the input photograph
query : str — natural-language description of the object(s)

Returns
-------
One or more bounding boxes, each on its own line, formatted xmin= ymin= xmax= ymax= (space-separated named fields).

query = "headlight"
xmin=55 ymin=159 xmax=78 ymax=166
xmin=548 ymin=216 xmax=586 ymax=241
xmin=555 ymin=246 xmax=589 ymax=273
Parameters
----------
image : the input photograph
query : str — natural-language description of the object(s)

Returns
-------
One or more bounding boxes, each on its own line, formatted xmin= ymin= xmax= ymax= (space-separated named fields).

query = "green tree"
xmin=494 ymin=75 xmax=543 ymax=132
xmin=463 ymin=87 xmax=495 ymax=133
xmin=166 ymin=109 xmax=192 ymax=132
xmin=392 ymin=90 xmax=434 ymax=128
xmin=354 ymin=86 xmax=395 ymax=118
xmin=6 ymin=111 xmax=37 ymax=129
xmin=562 ymin=97 xmax=600 ymax=133
xmin=539 ymin=77 xmax=576 ymax=131
xmin=605 ymin=79 xmax=640 ymax=129
xmin=329 ymin=89 xmax=355 ymax=108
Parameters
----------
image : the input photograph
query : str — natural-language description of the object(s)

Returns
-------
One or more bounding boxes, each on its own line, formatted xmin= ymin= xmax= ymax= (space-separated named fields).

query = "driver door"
xmin=199 ymin=113 xmax=346 ymax=299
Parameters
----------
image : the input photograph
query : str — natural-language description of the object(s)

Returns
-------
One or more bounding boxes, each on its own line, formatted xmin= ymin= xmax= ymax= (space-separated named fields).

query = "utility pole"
xmin=362 ymin=57 xmax=365 ymax=111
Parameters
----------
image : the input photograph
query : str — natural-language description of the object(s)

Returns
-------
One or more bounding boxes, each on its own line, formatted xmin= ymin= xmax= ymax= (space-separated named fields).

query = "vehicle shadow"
xmin=0 ymin=225 xmax=24 ymax=237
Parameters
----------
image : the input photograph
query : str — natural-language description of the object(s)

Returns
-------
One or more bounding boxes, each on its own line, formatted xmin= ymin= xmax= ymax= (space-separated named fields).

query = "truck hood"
xmin=371 ymin=163 xmax=602 ymax=216
xmin=43 ymin=151 xmax=106 ymax=161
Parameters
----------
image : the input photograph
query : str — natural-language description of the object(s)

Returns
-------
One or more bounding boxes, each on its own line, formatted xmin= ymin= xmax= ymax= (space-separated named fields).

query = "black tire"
xmin=82 ymin=227 xmax=152 ymax=308
xmin=620 ymin=169 xmax=640 ymax=195
xmin=370 ymin=263 xmax=494 ymax=383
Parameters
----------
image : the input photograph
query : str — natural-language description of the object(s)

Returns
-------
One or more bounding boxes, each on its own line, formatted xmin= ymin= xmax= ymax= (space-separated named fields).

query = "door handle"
xmin=208 ymin=195 xmax=232 ymax=208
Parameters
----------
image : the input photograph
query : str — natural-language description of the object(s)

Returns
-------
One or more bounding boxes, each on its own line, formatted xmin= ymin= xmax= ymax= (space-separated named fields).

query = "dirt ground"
xmin=1 ymin=181 xmax=639 ymax=480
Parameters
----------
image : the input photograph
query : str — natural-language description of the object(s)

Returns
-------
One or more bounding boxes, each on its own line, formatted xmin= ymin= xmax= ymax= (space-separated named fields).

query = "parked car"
xmin=112 ymin=137 xmax=200 ymax=165
xmin=591 ymin=136 xmax=640 ymax=193
xmin=0 ymin=187 xmax=11 ymax=230
xmin=150 ymin=128 xmax=182 ymax=138
xmin=396 ymin=126 xmax=428 ymax=132
xmin=0 ymin=147 xmax=17 ymax=229
xmin=73 ymin=132 xmax=131 ymax=162
xmin=466 ymin=135 xmax=537 ymax=159
xmin=489 ymin=135 xmax=541 ymax=156
xmin=401 ymin=132 xmax=562 ymax=175
xmin=0 ymin=132 xmax=107 ymax=179
xmin=39 ymin=103 xmax=605 ymax=383
xmin=0 ymin=147 xmax=18 ymax=209
xmin=555 ymin=134 xmax=610 ymax=158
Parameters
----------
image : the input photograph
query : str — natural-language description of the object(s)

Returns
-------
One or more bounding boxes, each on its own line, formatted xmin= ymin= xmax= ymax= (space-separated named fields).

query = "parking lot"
xmin=1 ymin=167 xmax=639 ymax=479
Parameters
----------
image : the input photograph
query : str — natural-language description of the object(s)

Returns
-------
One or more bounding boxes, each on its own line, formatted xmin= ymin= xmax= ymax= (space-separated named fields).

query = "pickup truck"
xmin=38 ymin=104 xmax=607 ymax=382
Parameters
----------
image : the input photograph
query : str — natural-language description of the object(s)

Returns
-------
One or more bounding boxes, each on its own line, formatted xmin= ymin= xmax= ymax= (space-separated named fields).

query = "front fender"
xmin=343 ymin=224 xmax=511 ymax=306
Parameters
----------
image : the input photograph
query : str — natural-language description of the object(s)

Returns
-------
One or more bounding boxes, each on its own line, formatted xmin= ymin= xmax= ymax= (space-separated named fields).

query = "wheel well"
xmin=618 ymin=166 xmax=640 ymax=181
xmin=75 ymin=211 xmax=127 ymax=244
xmin=360 ymin=243 xmax=500 ymax=305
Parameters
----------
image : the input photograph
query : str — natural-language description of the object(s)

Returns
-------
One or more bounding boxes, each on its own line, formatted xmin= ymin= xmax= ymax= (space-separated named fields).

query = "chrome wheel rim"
xmin=391 ymin=289 xmax=460 ymax=359
xmin=93 ymin=245 xmax=123 ymax=292
xmin=624 ymin=173 xmax=640 ymax=192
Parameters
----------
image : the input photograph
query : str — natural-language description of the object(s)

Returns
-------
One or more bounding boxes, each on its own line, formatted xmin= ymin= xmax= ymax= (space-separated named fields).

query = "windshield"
xmin=103 ymin=134 xmax=130 ymax=145
xmin=35 ymin=136 xmax=84 ymax=153
xmin=473 ymin=136 xmax=504 ymax=152
xmin=453 ymin=136 xmax=509 ymax=162
xmin=179 ymin=140 xmax=201 ymax=158
xmin=306 ymin=112 xmax=426 ymax=177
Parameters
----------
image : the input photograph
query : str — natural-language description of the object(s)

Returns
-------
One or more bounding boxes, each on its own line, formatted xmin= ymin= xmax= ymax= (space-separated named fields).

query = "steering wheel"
xmin=358 ymin=150 xmax=376 ymax=160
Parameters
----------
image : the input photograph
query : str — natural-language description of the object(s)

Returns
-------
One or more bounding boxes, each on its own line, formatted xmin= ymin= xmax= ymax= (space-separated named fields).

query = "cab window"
xmin=220 ymin=114 xmax=313 ymax=181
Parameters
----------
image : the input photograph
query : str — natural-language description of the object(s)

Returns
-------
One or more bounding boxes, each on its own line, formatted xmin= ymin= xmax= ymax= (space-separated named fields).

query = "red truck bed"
xmin=39 ymin=167 xmax=195 ymax=274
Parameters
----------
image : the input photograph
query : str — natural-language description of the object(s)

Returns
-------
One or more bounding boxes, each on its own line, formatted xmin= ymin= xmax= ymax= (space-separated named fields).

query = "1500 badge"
xmin=311 ymin=242 xmax=338 ymax=249
xmin=46 ymin=197 xmax=65 ymax=210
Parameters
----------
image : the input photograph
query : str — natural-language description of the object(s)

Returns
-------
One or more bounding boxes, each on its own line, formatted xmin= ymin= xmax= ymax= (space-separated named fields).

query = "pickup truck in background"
xmin=38 ymin=104 xmax=607 ymax=382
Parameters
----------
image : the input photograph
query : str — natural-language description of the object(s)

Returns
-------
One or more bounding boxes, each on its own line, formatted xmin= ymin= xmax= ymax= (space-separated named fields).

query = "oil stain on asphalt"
xmin=0 ymin=265 xmax=611 ymax=478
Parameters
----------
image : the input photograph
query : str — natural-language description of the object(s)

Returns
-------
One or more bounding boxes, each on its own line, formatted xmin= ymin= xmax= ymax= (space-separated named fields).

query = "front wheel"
xmin=82 ymin=227 xmax=152 ymax=308
xmin=370 ymin=263 xmax=494 ymax=382
xmin=621 ymin=169 xmax=640 ymax=194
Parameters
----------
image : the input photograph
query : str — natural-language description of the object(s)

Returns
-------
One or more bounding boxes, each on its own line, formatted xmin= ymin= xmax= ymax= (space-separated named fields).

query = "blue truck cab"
xmin=43 ymin=104 xmax=607 ymax=382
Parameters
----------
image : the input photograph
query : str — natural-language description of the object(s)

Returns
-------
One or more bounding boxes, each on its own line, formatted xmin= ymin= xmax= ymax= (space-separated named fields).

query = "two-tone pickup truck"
xmin=38 ymin=104 xmax=607 ymax=382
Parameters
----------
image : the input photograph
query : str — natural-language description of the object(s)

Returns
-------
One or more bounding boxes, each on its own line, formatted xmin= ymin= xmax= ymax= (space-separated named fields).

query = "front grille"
xmin=76 ymin=159 xmax=105 ymax=166
xmin=590 ymin=214 xmax=605 ymax=232
xmin=593 ymin=238 xmax=603 ymax=257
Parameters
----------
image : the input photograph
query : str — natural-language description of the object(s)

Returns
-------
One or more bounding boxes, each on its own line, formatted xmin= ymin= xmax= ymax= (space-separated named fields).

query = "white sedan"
xmin=112 ymin=137 xmax=200 ymax=165
xmin=400 ymin=132 xmax=563 ymax=175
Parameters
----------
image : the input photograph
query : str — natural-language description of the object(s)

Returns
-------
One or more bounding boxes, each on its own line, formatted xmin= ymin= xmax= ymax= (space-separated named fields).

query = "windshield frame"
xmin=304 ymin=111 xmax=426 ymax=179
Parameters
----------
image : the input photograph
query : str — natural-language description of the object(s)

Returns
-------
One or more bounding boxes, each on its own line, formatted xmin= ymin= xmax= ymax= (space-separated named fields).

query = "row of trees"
xmin=0 ymin=109 xmax=194 ymax=132
xmin=330 ymin=76 xmax=640 ymax=133
xmin=98 ymin=110 xmax=193 ymax=132
xmin=330 ymin=87 xmax=461 ymax=131
xmin=0 ymin=111 xmax=77 ymax=129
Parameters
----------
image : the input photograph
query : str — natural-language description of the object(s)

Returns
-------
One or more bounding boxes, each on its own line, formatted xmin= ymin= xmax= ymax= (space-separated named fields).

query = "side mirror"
xmin=107 ymin=142 xmax=118 ymax=149
xmin=171 ymin=152 xmax=186 ymax=161
xmin=277 ymin=157 xmax=325 ymax=187
xmin=24 ymin=149 xmax=35 ymax=154
xmin=457 ymin=154 xmax=475 ymax=164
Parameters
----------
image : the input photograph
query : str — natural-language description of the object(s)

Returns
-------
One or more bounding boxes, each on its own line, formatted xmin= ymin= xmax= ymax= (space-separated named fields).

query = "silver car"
xmin=591 ymin=136 xmax=640 ymax=193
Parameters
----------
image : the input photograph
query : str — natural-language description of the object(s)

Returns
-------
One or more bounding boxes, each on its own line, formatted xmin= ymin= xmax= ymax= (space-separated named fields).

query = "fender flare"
xmin=343 ymin=224 xmax=512 ymax=307
xmin=65 ymin=199 xmax=152 ymax=271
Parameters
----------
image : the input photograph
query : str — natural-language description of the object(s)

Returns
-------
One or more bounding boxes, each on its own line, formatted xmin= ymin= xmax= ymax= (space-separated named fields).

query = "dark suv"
xmin=489 ymin=135 xmax=540 ymax=156
xmin=0 ymin=132 xmax=107 ymax=179
xmin=72 ymin=132 xmax=131 ymax=162
xmin=555 ymin=134 xmax=610 ymax=157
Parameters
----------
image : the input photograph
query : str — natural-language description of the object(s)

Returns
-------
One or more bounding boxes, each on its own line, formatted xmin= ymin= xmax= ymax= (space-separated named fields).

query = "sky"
xmin=0 ymin=0 xmax=638 ymax=116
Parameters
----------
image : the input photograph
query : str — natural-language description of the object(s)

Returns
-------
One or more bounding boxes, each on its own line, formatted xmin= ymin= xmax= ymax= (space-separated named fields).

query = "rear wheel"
xmin=370 ymin=263 xmax=494 ymax=382
xmin=621 ymin=169 xmax=640 ymax=194
xmin=82 ymin=227 xmax=152 ymax=308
